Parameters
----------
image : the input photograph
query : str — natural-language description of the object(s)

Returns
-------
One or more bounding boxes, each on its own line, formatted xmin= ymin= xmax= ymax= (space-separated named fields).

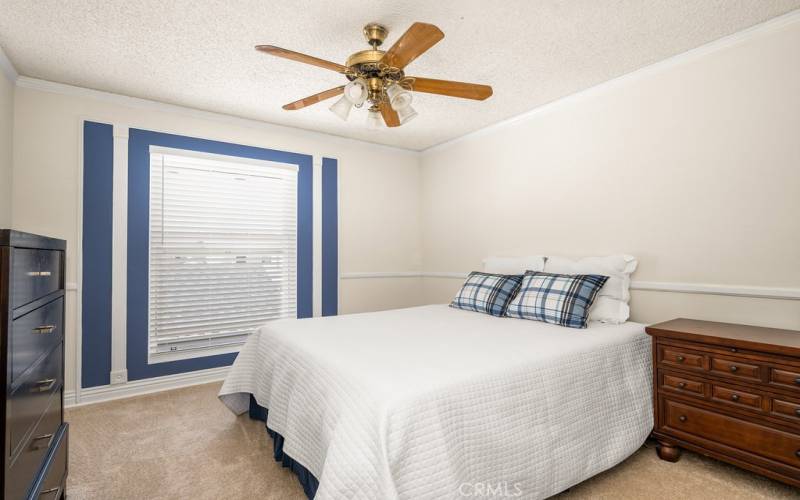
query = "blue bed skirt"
xmin=248 ymin=395 xmax=319 ymax=499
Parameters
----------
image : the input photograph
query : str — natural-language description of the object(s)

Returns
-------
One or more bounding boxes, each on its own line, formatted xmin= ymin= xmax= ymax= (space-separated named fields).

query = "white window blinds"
xmin=148 ymin=148 xmax=298 ymax=362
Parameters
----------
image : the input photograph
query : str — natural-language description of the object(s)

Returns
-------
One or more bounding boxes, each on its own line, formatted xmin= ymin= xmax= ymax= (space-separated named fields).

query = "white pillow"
xmin=543 ymin=255 xmax=637 ymax=324
xmin=483 ymin=255 xmax=546 ymax=275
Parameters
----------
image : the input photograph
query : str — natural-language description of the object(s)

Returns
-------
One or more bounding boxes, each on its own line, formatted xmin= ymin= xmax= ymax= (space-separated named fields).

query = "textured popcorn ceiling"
xmin=1 ymin=1 xmax=798 ymax=151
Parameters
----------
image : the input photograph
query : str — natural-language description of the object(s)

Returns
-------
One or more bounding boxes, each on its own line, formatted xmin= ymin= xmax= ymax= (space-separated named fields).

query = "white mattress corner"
xmin=219 ymin=305 xmax=653 ymax=499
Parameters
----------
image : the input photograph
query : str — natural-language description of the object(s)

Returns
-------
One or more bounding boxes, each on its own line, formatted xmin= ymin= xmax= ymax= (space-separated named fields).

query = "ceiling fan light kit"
xmin=257 ymin=21 xmax=493 ymax=128
xmin=329 ymin=95 xmax=353 ymax=121
xmin=344 ymin=78 xmax=369 ymax=105
xmin=366 ymin=109 xmax=384 ymax=129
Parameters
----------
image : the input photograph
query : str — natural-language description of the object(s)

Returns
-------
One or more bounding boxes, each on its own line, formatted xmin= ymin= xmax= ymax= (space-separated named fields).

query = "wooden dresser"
xmin=1 ymin=230 xmax=68 ymax=500
xmin=647 ymin=318 xmax=800 ymax=488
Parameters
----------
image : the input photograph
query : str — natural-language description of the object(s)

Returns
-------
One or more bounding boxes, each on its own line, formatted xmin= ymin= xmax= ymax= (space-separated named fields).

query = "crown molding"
xmin=14 ymin=76 xmax=419 ymax=157
xmin=0 ymin=45 xmax=18 ymax=83
xmin=9 ymin=8 xmax=800 ymax=155
xmin=422 ymin=8 xmax=800 ymax=155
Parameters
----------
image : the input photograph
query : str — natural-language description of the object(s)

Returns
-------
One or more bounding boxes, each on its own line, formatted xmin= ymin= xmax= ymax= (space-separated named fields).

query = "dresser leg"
xmin=656 ymin=441 xmax=682 ymax=462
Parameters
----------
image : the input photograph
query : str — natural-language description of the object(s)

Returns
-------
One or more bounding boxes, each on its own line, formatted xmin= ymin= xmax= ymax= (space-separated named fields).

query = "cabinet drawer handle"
xmin=731 ymin=394 xmax=740 ymax=402
xmin=30 ymin=433 xmax=54 ymax=450
xmin=31 ymin=378 xmax=56 ymax=392
xmin=32 ymin=325 xmax=56 ymax=334
xmin=795 ymin=378 xmax=800 ymax=385
xmin=678 ymin=415 xmax=687 ymax=423
xmin=39 ymin=487 xmax=60 ymax=499
xmin=676 ymin=355 xmax=685 ymax=363
xmin=730 ymin=347 xmax=738 ymax=353
xmin=729 ymin=365 xmax=738 ymax=373
xmin=796 ymin=450 xmax=800 ymax=459
xmin=677 ymin=382 xmax=686 ymax=389
xmin=25 ymin=271 xmax=52 ymax=277
xmin=795 ymin=408 xmax=800 ymax=417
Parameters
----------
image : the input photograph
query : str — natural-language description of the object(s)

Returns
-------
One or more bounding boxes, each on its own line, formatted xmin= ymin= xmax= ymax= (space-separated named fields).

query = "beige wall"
xmin=420 ymin=18 xmax=800 ymax=329
xmin=9 ymin=14 xmax=800 ymax=396
xmin=11 ymin=84 xmax=423 ymax=390
xmin=0 ymin=69 xmax=12 ymax=227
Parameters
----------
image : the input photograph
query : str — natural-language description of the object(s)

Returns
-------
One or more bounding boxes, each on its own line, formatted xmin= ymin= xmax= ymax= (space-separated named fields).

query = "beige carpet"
xmin=65 ymin=382 xmax=799 ymax=500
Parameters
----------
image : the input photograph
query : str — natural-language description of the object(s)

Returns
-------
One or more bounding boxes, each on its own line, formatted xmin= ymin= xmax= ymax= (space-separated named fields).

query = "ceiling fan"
xmin=255 ymin=22 xmax=493 ymax=128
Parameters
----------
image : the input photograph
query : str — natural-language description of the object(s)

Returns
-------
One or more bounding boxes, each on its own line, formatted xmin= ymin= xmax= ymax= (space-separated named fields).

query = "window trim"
xmin=125 ymin=128 xmax=314 ymax=382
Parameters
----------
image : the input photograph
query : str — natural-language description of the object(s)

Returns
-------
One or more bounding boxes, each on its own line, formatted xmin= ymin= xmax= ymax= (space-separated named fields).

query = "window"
xmin=148 ymin=147 xmax=298 ymax=362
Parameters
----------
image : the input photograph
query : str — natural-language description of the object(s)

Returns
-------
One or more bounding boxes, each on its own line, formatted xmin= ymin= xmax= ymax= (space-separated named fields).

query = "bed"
xmin=219 ymin=304 xmax=653 ymax=499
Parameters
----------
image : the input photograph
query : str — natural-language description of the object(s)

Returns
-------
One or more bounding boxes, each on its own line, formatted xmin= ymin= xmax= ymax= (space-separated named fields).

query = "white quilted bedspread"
xmin=219 ymin=305 xmax=653 ymax=499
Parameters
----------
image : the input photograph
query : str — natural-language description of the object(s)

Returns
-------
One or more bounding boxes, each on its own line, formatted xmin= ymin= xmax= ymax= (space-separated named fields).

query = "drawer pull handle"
xmin=796 ymin=450 xmax=800 ymax=459
xmin=32 ymin=325 xmax=56 ymax=334
xmin=676 ymin=356 xmax=685 ymax=363
xmin=31 ymin=378 xmax=56 ymax=392
xmin=30 ymin=433 xmax=54 ymax=450
xmin=731 ymin=394 xmax=740 ymax=402
xmin=39 ymin=487 xmax=60 ymax=499
xmin=795 ymin=408 xmax=800 ymax=417
xmin=795 ymin=378 xmax=800 ymax=385
xmin=677 ymin=382 xmax=686 ymax=389
xmin=729 ymin=365 xmax=738 ymax=373
xmin=25 ymin=271 xmax=52 ymax=277
xmin=730 ymin=347 xmax=738 ymax=353
xmin=678 ymin=415 xmax=687 ymax=423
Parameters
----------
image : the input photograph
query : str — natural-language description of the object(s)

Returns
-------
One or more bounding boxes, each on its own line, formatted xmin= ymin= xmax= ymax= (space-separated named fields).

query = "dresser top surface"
xmin=647 ymin=318 xmax=800 ymax=356
xmin=0 ymin=229 xmax=66 ymax=250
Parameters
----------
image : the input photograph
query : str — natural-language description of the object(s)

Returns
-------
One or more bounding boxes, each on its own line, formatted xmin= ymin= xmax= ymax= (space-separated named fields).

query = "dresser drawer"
xmin=8 ymin=343 xmax=63 ymax=460
xmin=661 ymin=372 xmax=705 ymax=397
xmin=711 ymin=383 xmax=763 ymax=411
xmin=709 ymin=356 xmax=761 ymax=382
xmin=770 ymin=367 xmax=800 ymax=392
xmin=10 ymin=297 xmax=64 ymax=385
xmin=11 ymin=248 xmax=62 ymax=309
xmin=772 ymin=398 xmax=800 ymax=423
xmin=659 ymin=346 xmax=704 ymax=371
xmin=664 ymin=399 xmax=800 ymax=468
xmin=27 ymin=423 xmax=68 ymax=500
xmin=6 ymin=391 xmax=62 ymax=500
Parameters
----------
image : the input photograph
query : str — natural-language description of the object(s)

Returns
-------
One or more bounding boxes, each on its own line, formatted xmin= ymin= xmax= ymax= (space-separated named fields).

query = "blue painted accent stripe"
xmin=321 ymin=158 xmax=338 ymax=316
xmin=81 ymin=121 xmax=114 ymax=388
xmin=297 ymin=157 xmax=314 ymax=320
xmin=126 ymin=129 xmax=314 ymax=381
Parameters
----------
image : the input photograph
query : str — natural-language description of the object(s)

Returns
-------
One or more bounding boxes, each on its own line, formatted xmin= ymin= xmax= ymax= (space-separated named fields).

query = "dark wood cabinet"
xmin=1 ymin=230 xmax=68 ymax=500
xmin=647 ymin=318 xmax=800 ymax=488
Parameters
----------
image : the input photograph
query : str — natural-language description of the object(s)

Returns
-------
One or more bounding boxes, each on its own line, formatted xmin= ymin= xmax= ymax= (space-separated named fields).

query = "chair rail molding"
xmin=340 ymin=272 xmax=800 ymax=301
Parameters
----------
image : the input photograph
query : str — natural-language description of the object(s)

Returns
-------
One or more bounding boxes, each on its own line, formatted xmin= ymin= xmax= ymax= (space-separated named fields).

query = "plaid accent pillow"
xmin=506 ymin=272 xmax=609 ymax=328
xmin=450 ymin=272 xmax=524 ymax=317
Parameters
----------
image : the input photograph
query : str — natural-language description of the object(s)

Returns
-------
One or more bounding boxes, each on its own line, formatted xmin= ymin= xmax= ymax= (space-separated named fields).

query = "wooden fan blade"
xmin=381 ymin=22 xmax=444 ymax=69
xmin=379 ymin=101 xmax=401 ymax=127
xmin=255 ymin=45 xmax=349 ymax=74
xmin=283 ymin=86 xmax=345 ymax=110
xmin=408 ymin=77 xmax=493 ymax=100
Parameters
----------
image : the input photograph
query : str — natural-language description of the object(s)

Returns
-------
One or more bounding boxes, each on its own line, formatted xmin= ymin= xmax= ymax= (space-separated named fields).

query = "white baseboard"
xmin=65 ymin=365 xmax=230 ymax=408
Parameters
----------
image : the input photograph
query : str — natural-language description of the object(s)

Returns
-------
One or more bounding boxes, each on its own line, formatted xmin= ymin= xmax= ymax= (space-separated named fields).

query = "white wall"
xmin=420 ymin=16 xmax=800 ymax=329
xmin=0 ymin=54 xmax=13 ymax=227
xmin=11 ymin=82 xmax=423 ymax=391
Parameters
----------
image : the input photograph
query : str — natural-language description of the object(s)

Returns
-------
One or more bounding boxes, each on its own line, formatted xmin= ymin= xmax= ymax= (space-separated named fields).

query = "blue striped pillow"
xmin=506 ymin=272 xmax=608 ymax=328
xmin=450 ymin=272 xmax=524 ymax=317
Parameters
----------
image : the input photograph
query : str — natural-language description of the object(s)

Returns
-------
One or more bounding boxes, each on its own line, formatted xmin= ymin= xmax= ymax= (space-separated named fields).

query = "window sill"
xmin=147 ymin=343 xmax=243 ymax=364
